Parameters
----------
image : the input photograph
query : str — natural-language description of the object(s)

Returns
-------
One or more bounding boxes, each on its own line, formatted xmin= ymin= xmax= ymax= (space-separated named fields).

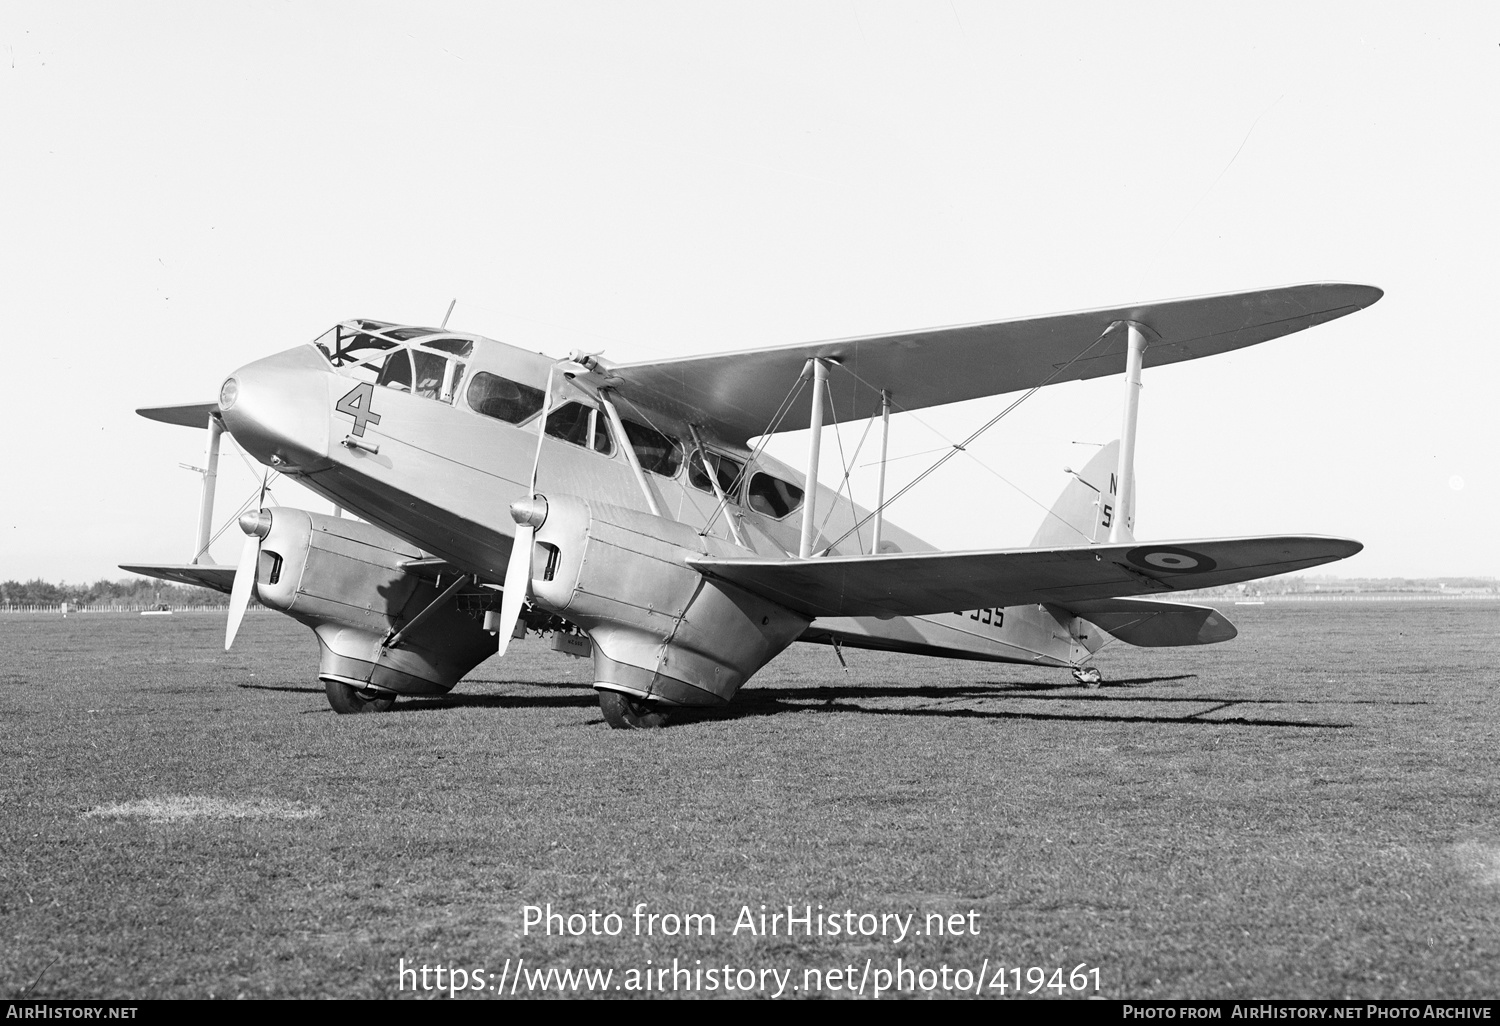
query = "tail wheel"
xmin=599 ymin=690 xmax=669 ymax=729
xmin=324 ymin=679 xmax=397 ymax=714
xmin=1071 ymin=666 xmax=1103 ymax=688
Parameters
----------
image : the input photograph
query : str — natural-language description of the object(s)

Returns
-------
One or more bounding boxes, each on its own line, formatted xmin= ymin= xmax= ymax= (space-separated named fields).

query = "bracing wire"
xmin=854 ymin=399 xmax=1095 ymax=544
xmin=700 ymin=374 xmax=809 ymax=536
xmin=194 ymin=460 xmax=282 ymax=561
xmin=815 ymin=375 xmax=876 ymax=554
xmin=821 ymin=323 xmax=1121 ymax=553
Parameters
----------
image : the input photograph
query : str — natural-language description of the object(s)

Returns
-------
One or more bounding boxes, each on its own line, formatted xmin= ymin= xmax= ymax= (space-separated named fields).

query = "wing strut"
xmin=1110 ymin=322 xmax=1148 ymax=543
xmin=799 ymin=357 xmax=831 ymax=559
xmin=688 ymin=424 xmax=746 ymax=547
xmin=871 ymin=389 xmax=890 ymax=554
xmin=384 ymin=573 xmax=472 ymax=650
xmin=190 ymin=413 xmax=224 ymax=563
xmin=600 ymin=390 xmax=663 ymax=517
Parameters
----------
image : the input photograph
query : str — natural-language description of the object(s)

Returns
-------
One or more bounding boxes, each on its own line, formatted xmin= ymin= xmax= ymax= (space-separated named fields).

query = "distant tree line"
xmin=0 ymin=578 xmax=224 ymax=607
xmin=1180 ymin=575 xmax=1498 ymax=598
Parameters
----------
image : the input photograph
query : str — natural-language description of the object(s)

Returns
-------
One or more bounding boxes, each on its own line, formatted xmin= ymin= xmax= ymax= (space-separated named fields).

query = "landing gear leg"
xmin=324 ymin=679 xmax=397 ymax=714
xmin=599 ymin=690 xmax=669 ymax=729
xmin=1071 ymin=666 xmax=1103 ymax=689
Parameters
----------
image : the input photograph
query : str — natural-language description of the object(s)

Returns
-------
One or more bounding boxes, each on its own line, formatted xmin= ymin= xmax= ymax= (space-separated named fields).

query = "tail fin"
xmin=1030 ymin=441 xmax=1134 ymax=548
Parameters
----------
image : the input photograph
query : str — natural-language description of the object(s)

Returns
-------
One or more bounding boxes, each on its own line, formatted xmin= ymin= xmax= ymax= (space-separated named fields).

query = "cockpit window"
xmin=620 ymin=419 xmax=681 ymax=477
xmin=545 ymin=402 xmax=613 ymax=455
xmin=688 ymin=449 xmax=745 ymax=498
xmin=467 ymin=372 xmax=545 ymax=423
xmin=412 ymin=350 xmax=449 ymax=400
xmin=376 ymin=349 xmax=414 ymax=391
xmin=319 ymin=331 xmax=398 ymax=383
xmin=421 ymin=337 xmax=474 ymax=359
xmin=314 ymin=322 xmax=472 ymax=405
xmin=746 ymin=472 xmax=804 ymax=519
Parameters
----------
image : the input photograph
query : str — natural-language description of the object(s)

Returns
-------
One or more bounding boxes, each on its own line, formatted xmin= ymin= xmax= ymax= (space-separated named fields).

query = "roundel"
xmin=1125 ymin=545 xmax=1217 ymax=574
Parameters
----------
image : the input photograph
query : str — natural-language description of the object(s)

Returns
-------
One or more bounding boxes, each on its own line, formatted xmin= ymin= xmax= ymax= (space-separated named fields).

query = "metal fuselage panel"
xmin=222 ymin=336 xmax=1081 ymax=668
xmin=808 ymin=608 xmax=1091 ymax=669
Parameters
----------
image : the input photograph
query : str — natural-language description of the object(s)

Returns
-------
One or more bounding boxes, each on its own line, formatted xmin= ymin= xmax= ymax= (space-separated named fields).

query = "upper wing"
xmin=688 ymin=536 xmax=1360 ymax=618
xmin=118 ymin=562 xmax=237 ymax=595
xmin=608 ymin=283 xmax=1381 ymax=443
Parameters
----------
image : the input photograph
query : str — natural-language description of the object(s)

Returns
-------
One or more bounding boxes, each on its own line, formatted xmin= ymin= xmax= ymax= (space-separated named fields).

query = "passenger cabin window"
xmin=545 ymin=402 xmax=613 ymax=455
xmin=688 ymin=449 xmax=745 ymax=498
xmin=746 ymin=472 xmax=804 ymax=519
xmin=621 ymin=419 xmax=681 ymax=477
xmin=467 ymin=372 xmax=545 ymax=424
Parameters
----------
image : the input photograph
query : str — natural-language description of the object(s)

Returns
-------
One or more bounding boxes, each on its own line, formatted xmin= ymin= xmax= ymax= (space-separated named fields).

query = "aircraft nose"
xmin=219 ymin=346 xmax=334 ymax=472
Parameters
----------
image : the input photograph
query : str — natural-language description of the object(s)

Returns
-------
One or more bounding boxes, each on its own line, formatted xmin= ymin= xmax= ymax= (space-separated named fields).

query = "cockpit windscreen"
xmin=314 ymin=320 xmax=472 ymax=405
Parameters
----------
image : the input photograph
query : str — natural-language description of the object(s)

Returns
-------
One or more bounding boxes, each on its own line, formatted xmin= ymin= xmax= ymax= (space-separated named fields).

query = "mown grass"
xmin=2 ymin=603 xmax=1498 ymax=999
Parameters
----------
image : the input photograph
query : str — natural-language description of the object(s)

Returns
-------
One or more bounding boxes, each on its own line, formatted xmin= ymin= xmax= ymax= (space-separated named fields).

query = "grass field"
xmin=3 ymin=603 xmax=1498 ymax=1000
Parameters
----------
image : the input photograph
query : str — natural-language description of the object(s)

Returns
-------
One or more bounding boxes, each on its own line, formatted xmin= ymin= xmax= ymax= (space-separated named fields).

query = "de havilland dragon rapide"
xmin=125 ymin=283 xmax=1381 ymax=727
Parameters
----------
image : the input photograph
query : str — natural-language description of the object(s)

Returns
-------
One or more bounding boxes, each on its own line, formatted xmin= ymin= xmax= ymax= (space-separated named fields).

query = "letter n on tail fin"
xmin=1030 ymin=441 xmax=1134 ymax=548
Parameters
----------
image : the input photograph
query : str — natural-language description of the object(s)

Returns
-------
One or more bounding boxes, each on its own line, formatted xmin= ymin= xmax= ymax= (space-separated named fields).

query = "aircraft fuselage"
xmin=217 ymin=322 xmax=1088 ymax=696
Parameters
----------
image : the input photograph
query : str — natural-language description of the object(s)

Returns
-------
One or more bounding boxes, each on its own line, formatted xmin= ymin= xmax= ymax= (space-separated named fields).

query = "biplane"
xmin=124 ymin=283 xmax=1380 ymax=726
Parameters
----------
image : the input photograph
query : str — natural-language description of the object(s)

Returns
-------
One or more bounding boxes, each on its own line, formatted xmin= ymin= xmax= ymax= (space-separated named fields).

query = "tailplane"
xmin=1030 ymin=441 xmax=1133 ymax=548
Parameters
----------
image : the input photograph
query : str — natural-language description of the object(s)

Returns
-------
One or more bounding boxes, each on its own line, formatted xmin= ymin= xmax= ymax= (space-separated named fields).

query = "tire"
xmin=1071 ymin=666 xmax=1103 ymax=688
xmin=598 ymin=690 xmax=669 ymax=729
xmin=324 ymin=679 xmax=397 ymax=714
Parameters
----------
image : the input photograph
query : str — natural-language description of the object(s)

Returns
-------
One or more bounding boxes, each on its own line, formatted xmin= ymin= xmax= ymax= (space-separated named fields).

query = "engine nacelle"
xmin=528 ymin=494 xmax=809 ymax=706
xmin=250 ymin=508 xmax=496 ymax=696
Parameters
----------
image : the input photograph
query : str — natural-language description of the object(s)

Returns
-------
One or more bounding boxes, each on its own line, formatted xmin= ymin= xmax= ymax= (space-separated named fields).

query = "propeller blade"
xmin=494 ymin=522 xmax=533 ymax=658
xmin=528 ymin=365 xmax=556 ymax=496
xmin=225 ymin=531 xmax=259 ymax=651
xmin=496 ymin=364 xmax=560 ymax=658
xmin=225 ymin=508 xmax=272 ymax=651
xmin=495 ymin=364 xmax=576 ymax=660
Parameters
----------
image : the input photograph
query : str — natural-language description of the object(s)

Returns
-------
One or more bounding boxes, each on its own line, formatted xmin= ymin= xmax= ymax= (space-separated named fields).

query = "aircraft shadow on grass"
xmin=292 ymin=674 xmax=1427 ymax=729
xmin=235 ymin=682 xmax=325 ymax=695
xmin=234 ymin=679 xmax=602 ymax=713
xmin=714 ymin=682 xmax=1364 ymax=730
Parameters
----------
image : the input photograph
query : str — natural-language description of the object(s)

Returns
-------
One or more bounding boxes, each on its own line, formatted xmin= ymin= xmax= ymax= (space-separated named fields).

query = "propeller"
xmin=494 ymin=366 xmax=556 ymax=657
xmin=225 ymin=471 xmax=272 ymax=651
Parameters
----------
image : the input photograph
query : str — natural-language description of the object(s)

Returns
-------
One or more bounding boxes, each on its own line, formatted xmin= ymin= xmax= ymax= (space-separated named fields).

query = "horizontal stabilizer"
xmin=688 ymin=536 xmax=1361 ymax=619
xmin=1060 ymin=597 xmax=1236 ymax=647
xmin=136 ymin=402 xmax=219 ymax=429
xmin=119 ymin=562 xmax=236 ymax=595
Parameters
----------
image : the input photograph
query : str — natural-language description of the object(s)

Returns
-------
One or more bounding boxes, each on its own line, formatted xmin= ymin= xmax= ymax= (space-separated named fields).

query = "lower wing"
xmin=118 ymin=563 xmax=237 ymax=595
xmin=688 ymin=536 xmax=1360 ymax=619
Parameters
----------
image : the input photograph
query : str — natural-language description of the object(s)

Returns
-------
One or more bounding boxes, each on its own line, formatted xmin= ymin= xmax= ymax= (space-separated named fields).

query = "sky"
xmin=2 ymin=1 xmax=1495 ymax=583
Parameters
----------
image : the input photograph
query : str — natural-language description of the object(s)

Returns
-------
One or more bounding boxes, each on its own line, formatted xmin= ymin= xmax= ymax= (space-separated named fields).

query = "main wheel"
xmin=598 ymin=690 xmax=669 ymax=729
xmin=324 ymin=679 xmax=398 ymax=714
